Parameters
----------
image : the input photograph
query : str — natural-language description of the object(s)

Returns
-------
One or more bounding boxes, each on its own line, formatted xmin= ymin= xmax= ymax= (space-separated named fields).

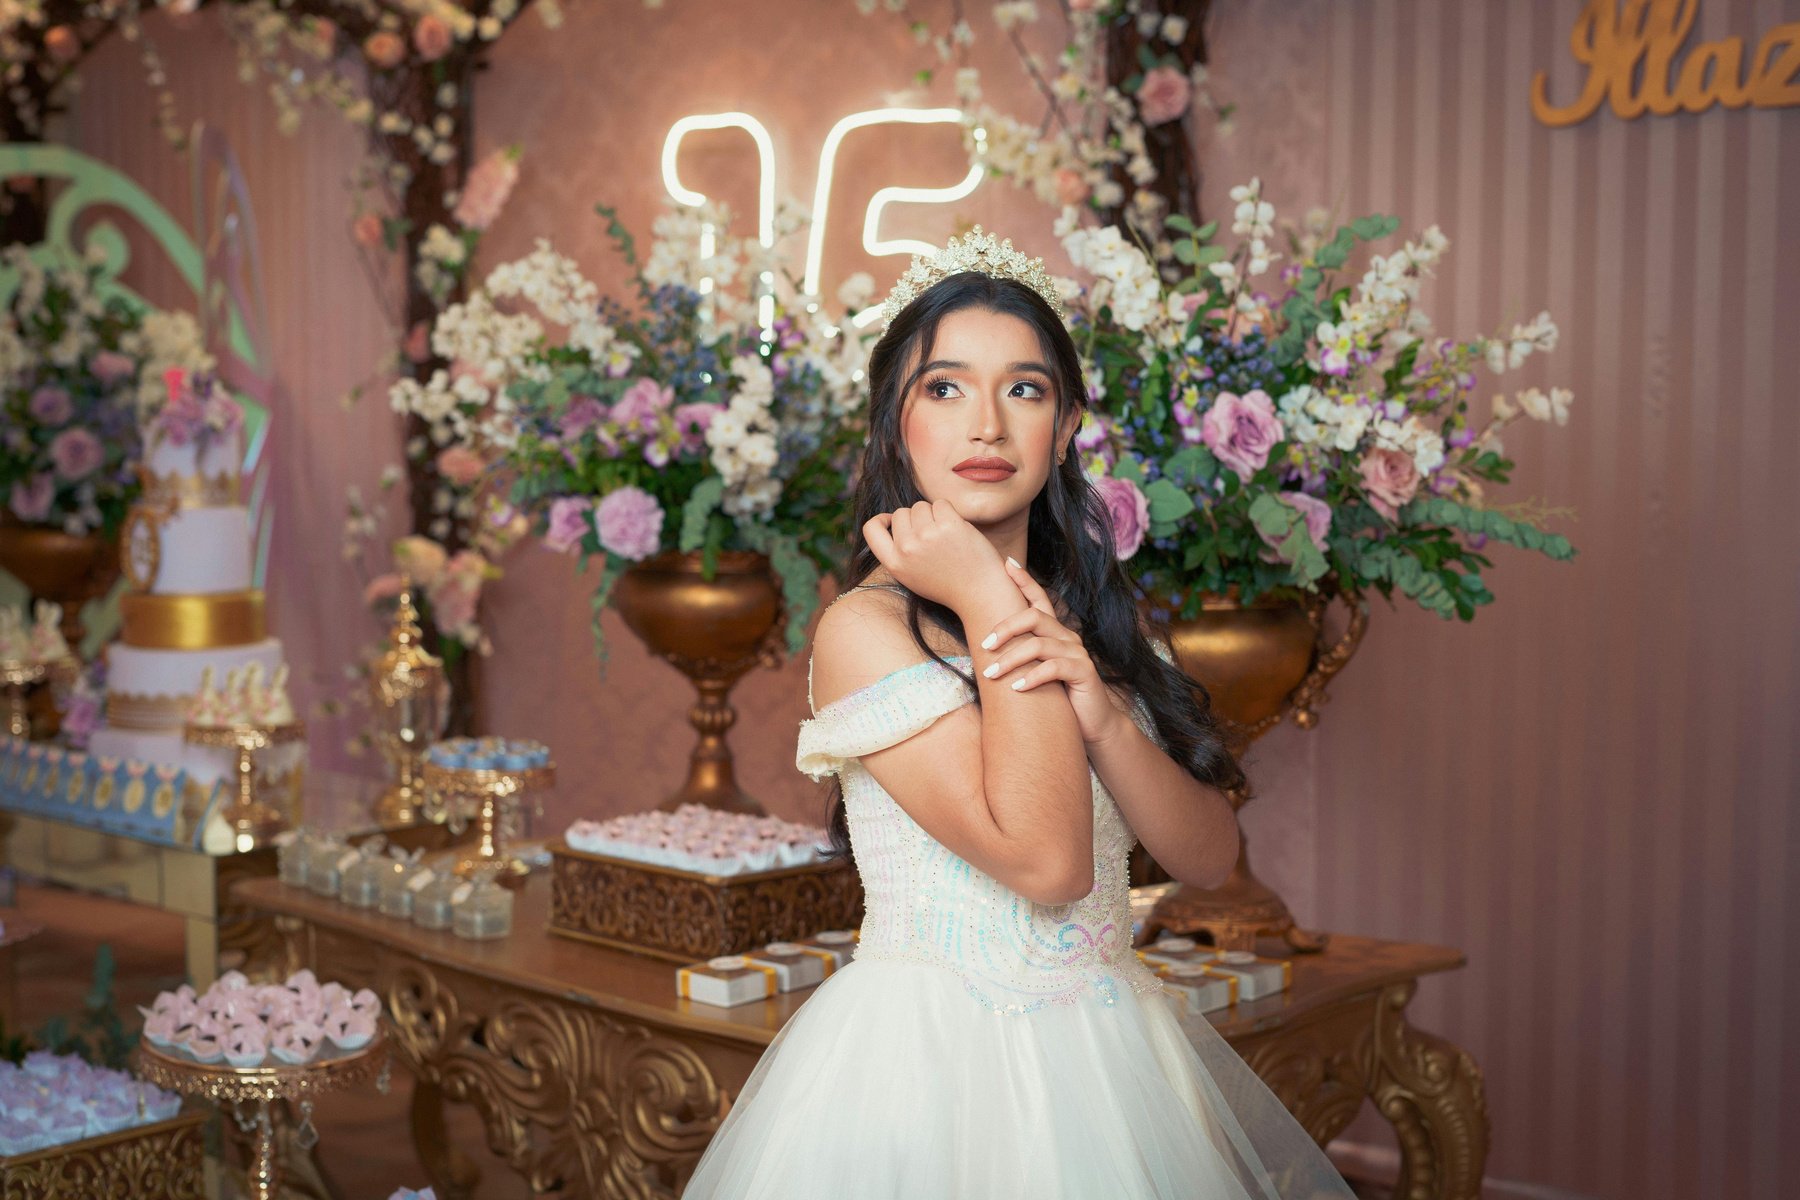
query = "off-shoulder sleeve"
xmin=796 ymin=656 xmax=976 ymax=782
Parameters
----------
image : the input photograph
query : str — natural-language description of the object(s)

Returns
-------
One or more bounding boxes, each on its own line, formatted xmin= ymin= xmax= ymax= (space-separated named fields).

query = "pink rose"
xmin=352 ymin=212 xmax=384 ymax=249
xmin=1257 ymin=492 xmax=1332 ymax=564
xmin=393 ymin=535 xmax=448 ymax=587
xmin=1200 ymin=389 xmax=1282 ymax=481
xmin=362 ymin=573 xmax=406 ymax=606
xmin=543 ymin=496 xmax=592 ymax=554
xmin=428 ymin=550 xmax=489 ymax=634
xmin=48 ymin=427 xmax=102 ymax=480
xmin=44 ymin=25 xmax=79 ymax=63
xmin=28 ymin=386 xmax=72 ymax=426
xmin=1358 ymin=447 xmax=1421 ymax=522
xmin=90 ymin=350 xmax=135 ymax=385
xmin=412 ymin=14 xmax=452 ymax=62
xmin=610 ymin=377 xmax=672 ymax=433
xmin=593 ymin=486 xmax=664 ymax=561
xmin=1055 ymin=168 xmax=1090 ymax=207
xmin=1092 ymin=475 xmax=1152 ymax=560
xmin=435 ymin=444 xmax=485 ymax=486
xmin=1137 ymin=65 xmax=1192 ymax=127
xmin=363 ymin=31 xmax=405 ymax=69
xmin=453 ymin=146 xmax=521 ymax=232
xmin=404 ymin=321 xmax=431 ymax=364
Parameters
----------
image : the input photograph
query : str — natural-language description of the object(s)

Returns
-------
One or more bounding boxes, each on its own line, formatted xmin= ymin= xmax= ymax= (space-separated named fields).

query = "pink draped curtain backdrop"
xmin=57 ymin=2 xmax=1798 ymax=1196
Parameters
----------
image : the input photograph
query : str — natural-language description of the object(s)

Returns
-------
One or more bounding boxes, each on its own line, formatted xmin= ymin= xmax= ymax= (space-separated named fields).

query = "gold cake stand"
xmin=421 ymin=757 xmax=556 ymax=882
xmin=135 ymin=1031 xmax=388 ymax=1200
xmin=183 ymin=719 xmax=305 ymax=849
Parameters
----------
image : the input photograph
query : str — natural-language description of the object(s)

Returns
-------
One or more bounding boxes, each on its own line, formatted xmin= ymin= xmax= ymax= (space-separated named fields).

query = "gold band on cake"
xmin=104 ymin=690 xmax=189 ymax=731
xmin=138 ymin=466 xmax=242 ymax=510
xmin=120 ymin=591 xmax=266 ymax=649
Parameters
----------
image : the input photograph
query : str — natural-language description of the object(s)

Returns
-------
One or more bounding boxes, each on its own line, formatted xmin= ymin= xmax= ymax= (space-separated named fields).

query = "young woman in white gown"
xmin=681 ymin=234 xmax=1356 ymax=1199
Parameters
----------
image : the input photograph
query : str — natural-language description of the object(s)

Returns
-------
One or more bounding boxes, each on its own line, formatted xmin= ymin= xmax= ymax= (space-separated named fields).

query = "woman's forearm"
xmin=955 ymin=585 xmax=1095 ymax=889
xmin=1085 ymin=715 xmax=1239 ymax=889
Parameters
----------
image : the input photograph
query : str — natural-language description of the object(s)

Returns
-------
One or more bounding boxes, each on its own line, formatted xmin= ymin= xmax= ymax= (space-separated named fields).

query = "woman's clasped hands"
xmin=862 ymin=501 xmax=1133 ymax=748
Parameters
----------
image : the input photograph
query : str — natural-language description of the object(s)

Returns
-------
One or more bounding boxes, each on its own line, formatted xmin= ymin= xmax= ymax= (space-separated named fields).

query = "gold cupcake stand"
xmin=420 ymin=757 xmax=555 ymax=882
xmin=134 ymin=1031 xmax=389 ymax=1200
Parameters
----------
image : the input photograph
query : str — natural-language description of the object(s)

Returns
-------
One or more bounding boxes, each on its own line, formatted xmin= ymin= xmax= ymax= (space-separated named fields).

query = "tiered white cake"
xmin=86 ymin=407 xmax=302 ymax=789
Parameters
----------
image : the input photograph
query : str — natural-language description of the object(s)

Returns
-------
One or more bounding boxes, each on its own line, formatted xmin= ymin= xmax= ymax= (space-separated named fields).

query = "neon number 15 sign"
xmin=661 ymin=108 xmax=985 ymax=329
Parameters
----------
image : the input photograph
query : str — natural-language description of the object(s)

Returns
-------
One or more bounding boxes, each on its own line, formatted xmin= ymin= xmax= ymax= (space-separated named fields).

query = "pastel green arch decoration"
xmin=0 ymin=141 xmax=273 ymax=654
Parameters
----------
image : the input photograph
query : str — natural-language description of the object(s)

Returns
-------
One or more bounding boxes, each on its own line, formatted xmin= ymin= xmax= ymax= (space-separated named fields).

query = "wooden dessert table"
xmin=233 ymin=875 xmax=1490 ymax=1199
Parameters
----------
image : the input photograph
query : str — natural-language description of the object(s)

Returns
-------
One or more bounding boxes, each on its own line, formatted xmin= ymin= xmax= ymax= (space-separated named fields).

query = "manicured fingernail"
xmin=982 ymin=663 xmax=999 ymax=678
xmin=1006 ymin=556 xmax=1020 ymax=569
xmin=1010 ymin=679 xmax=1026 ymax=690
xmin=980 ymin=633 xmax=997 ymax=650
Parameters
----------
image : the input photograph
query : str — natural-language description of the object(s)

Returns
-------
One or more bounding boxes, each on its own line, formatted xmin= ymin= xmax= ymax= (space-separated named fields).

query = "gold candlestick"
xmin=183 ymin=719 xmax=306 ymax=850
xmin=368 ymin=583 xmax=449 ymax=826
xmin=0 ymin=659 xmax=46 ymax=739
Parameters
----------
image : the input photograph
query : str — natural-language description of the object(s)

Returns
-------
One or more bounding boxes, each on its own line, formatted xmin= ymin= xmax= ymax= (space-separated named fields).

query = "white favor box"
xmin=1198 ymin=949 xmax=1292 ymax=1001
xmin=1156 ymin=962 xmax=1237 ymax=1015
xmin=798 ymin=929 xmax=859 ymax=971
xmin=676 ymin=956 xmax=780 ymax=1008
xmin=745 ymin=942 xmax=831 ymax=992
xmin=1136 ymin=935 xmax=1214 ymax=968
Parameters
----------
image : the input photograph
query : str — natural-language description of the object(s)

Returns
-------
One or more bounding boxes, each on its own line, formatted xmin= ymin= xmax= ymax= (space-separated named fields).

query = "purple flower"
xmin=90 ymin=350 xmax=136 ymax=385
xmin=671 ymin=402 xmax=723 ymax=455
xmin=28 ymin=386 xmax=72 ymax=426
xmin=593 ymin=486 xmax=664 ymax=561
xmin=1257 ymin=492 xmax=1332 ymax=564
xmin=1200 ymin=389 xmax=1282 ymax=481
xmin=49 ymin=428 xmax=103 ymax=480
xmin=542 ymin=496 xmax=593 ymax=554
xmin=8 ymin=474 xmax=54 ymax=523
xmin=1092 ymin=475 xmax=1151 ymax=560
xmin=558 ymin=397 xmax=606 ymax=440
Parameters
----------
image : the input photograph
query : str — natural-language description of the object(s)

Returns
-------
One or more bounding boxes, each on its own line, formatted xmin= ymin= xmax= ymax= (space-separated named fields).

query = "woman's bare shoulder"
xmin=811 ymin=585 xmax=965 ymax=709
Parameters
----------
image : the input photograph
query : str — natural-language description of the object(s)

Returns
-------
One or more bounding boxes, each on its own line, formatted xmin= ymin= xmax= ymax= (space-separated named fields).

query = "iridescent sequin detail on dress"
xmin=798 ymin=643 xmax=1176 ymax=1016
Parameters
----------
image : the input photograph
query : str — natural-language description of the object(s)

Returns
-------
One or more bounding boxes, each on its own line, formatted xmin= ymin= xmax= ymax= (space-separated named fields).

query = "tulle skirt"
xmin=681 ymin=957 xmax=1354 ymax=1200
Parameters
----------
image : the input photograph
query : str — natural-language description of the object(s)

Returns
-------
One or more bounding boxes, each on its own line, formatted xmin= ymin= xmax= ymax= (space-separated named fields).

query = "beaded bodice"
xmin=798 ymin=646 xmax=1170 ymax=1016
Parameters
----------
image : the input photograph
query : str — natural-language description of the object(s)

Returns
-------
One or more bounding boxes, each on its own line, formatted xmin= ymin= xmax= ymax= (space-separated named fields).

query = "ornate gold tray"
xmin=0 ymin=1108 xmax=207 ymax=1199
xmin=548 ymin=837 xmax=863 ymax=963
xmin=134 ymin=1034 xmax=386 ymax=1105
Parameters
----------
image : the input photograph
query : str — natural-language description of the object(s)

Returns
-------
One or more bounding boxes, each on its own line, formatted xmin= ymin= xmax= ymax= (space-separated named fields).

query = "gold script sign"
xmin=1532 ymin=0 xmax=1800 ymax=126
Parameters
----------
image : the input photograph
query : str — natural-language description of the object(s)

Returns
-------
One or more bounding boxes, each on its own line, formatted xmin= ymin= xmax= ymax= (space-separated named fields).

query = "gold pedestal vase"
xmin=1145 ymin=588 xmax=1367 ymax=952
xmin=609 ymin=550 xmax=785 ymax=816
xmin=0 ymin=518 xmax=122 ymax=651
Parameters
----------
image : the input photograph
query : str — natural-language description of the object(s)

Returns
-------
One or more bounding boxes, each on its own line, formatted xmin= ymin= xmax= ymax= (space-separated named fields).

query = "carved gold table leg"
xmin=1368 ymin=982 xmax=1491 ymax=1200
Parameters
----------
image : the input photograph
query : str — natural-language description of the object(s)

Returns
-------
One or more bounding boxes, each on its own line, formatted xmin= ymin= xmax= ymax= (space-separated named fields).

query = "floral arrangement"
xmin=343 ymin=467 xmax=524 ymax=661
xmin=0 ymin=243 xmax=211 ymax=536
xmin=389 ymin=201 xmax=870 ymax=668
xmin=148 ymin=366 xmax=243 ymax=456
xmin=1061 ymin=180 xmax=1576 ymax=622
xmin=861 ymin=0 xmax=1227 ymax=255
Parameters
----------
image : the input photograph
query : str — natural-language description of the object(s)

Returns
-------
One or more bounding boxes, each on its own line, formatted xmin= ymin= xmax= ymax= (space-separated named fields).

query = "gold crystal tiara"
xmin=878 ymin=226 xmax=1067 ymax=326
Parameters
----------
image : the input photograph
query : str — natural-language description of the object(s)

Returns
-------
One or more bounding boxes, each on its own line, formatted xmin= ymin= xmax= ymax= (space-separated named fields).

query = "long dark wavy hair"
xmin=817 ymin=270 xmax=1246 ymax=864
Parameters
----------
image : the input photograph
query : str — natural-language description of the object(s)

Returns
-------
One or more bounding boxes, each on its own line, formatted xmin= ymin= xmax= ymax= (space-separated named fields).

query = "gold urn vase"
xmin=0 ymin=518 xmax=122 ymax=651
xmin=609 ymin=550 xmax=785 ymax=816
xmin=1145 ymin=588 xmax=1368 ymax=952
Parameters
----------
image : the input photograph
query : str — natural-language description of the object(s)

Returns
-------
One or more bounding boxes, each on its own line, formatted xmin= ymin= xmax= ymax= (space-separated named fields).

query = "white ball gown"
xmin=680 ymin=641 xmax=1357 ymax=1200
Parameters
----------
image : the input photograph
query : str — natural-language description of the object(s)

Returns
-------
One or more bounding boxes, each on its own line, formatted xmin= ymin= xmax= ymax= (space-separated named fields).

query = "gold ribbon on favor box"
xmin=793 ymin=946 xmax=839 ymax=978
xmin=678 ymin=962 xmax=780 ymax=1000
xmin=120 ymin=591 xmax=266 ymax=649
xmin=1197 ymin=966 xmax=1241 ymax=1005
xmin=1208 ymin=952 xmax=1294 ymax=991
